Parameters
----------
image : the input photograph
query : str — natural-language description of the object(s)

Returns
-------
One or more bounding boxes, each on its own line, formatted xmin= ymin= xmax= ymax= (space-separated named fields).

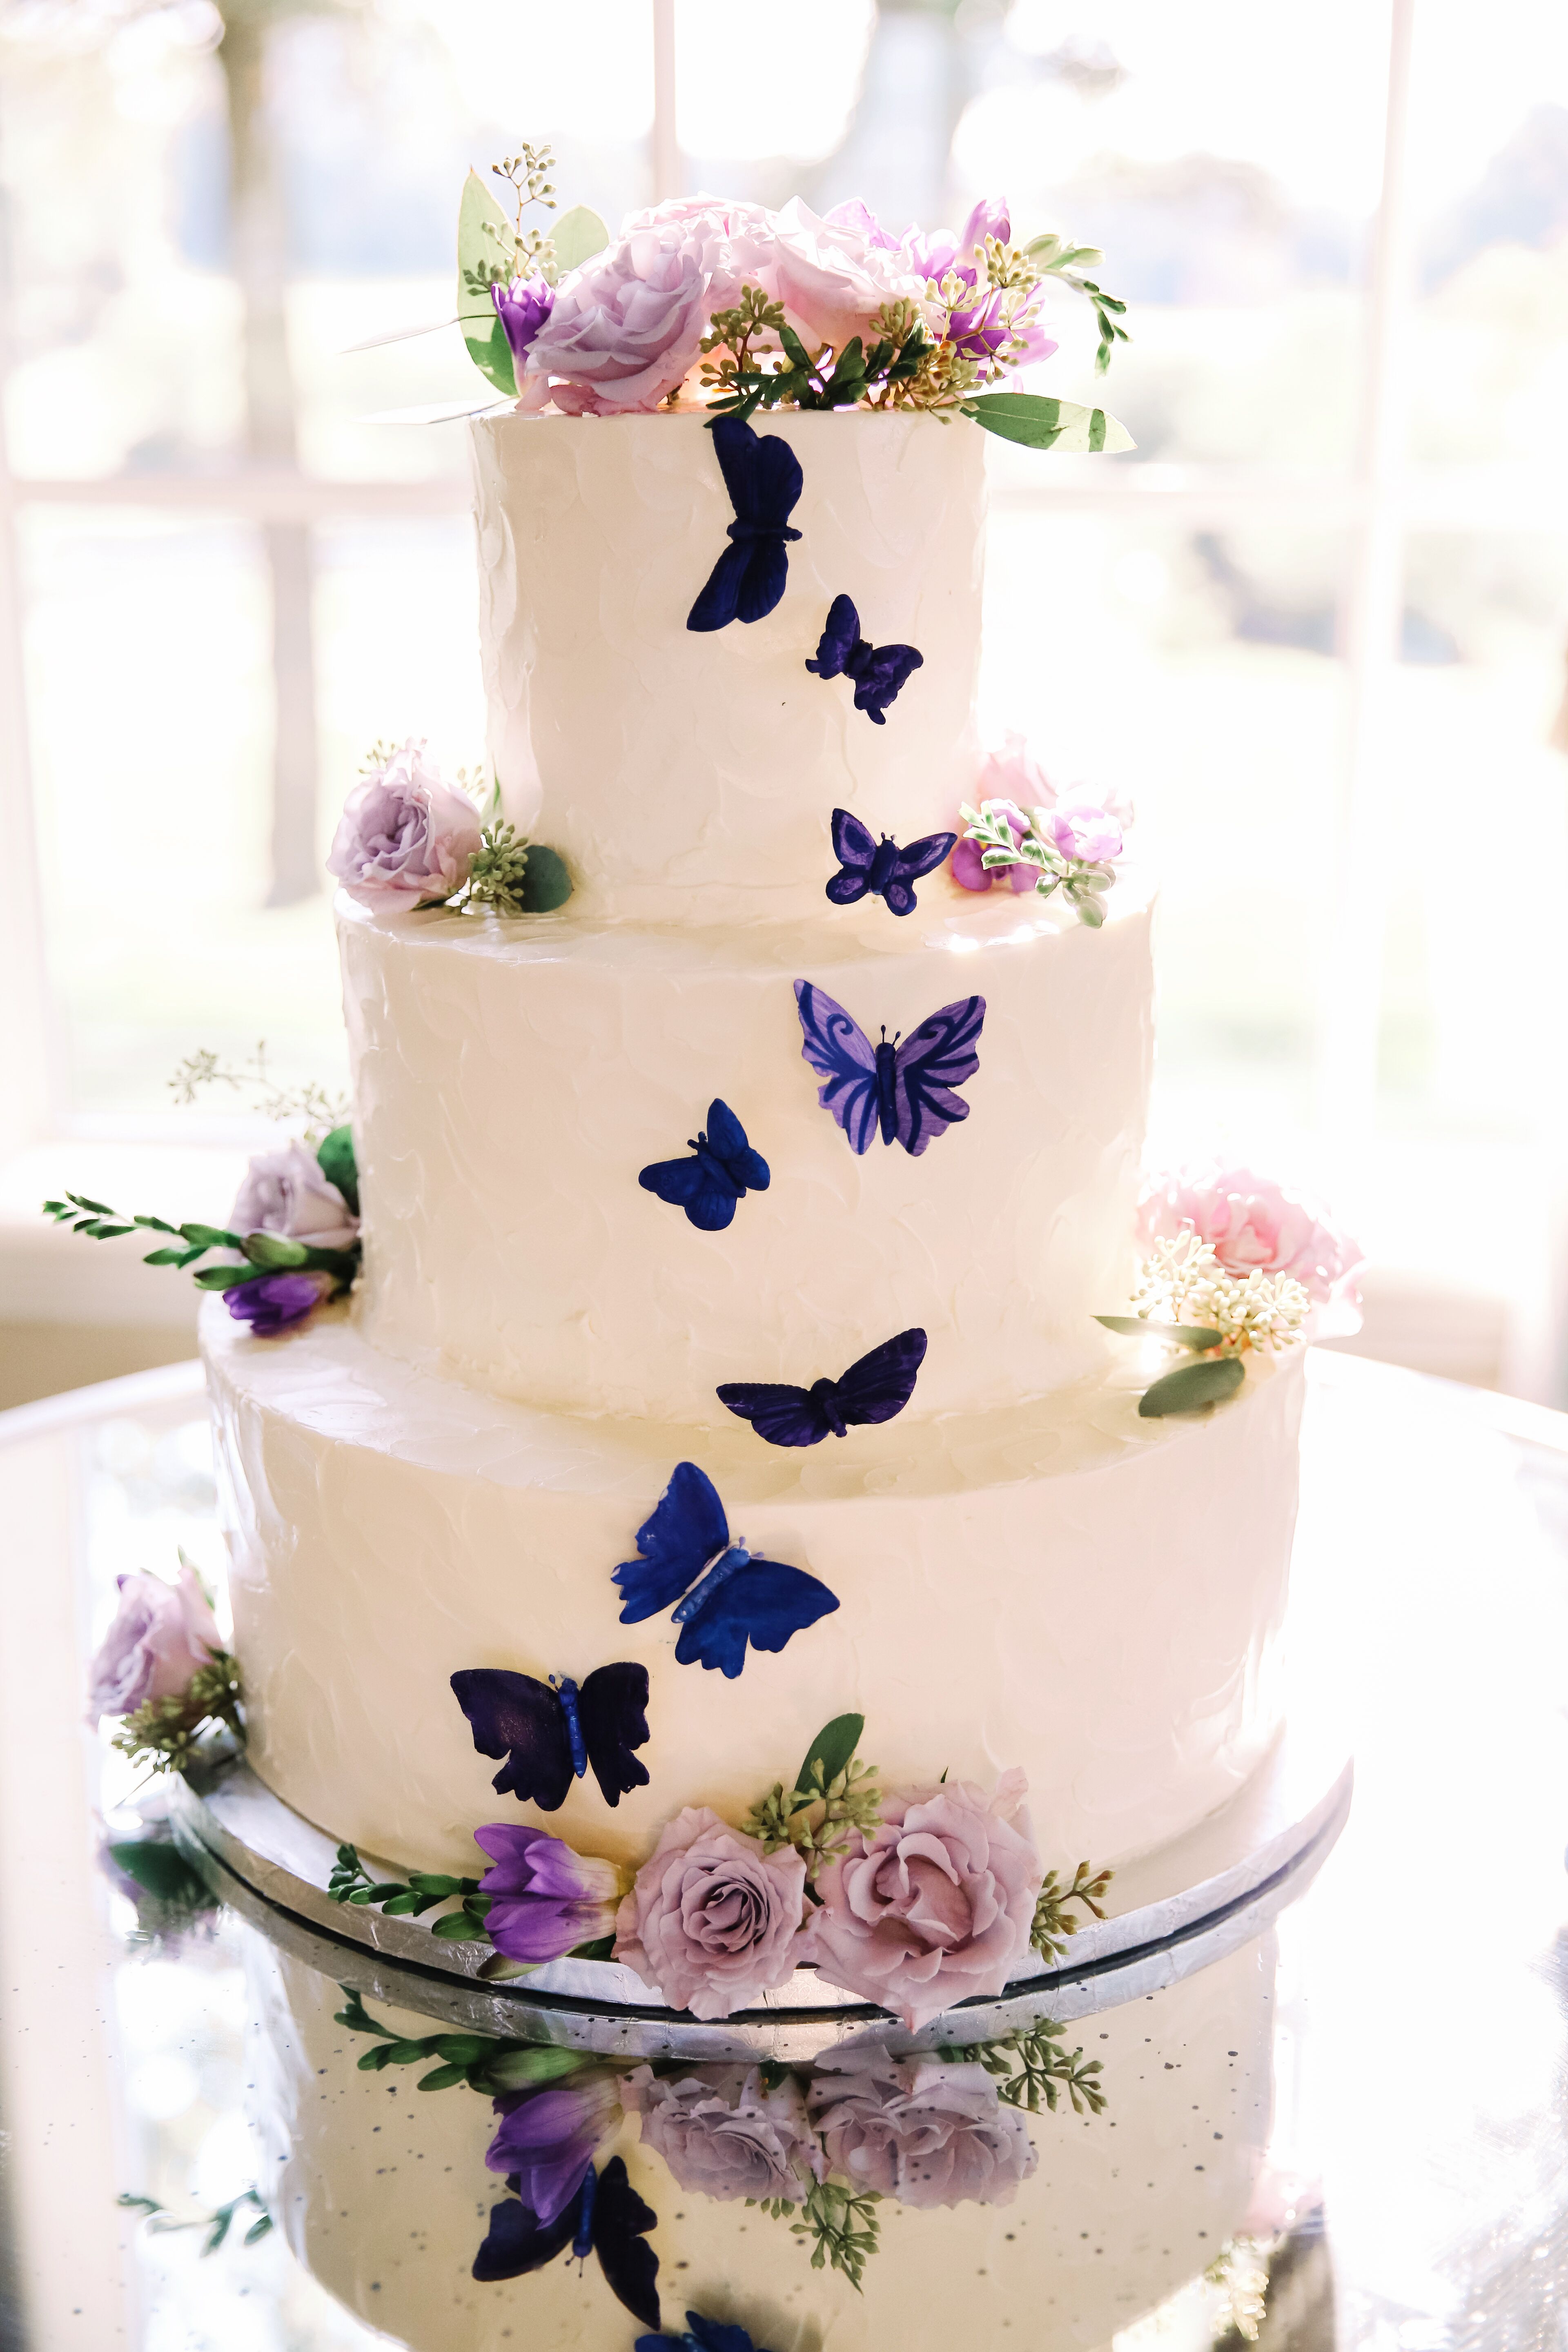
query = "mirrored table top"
xmin=2 ymin=1350 xmax=1565 ymax=2351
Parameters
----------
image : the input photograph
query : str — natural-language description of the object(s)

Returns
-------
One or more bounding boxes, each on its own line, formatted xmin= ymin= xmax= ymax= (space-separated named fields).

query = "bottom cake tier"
xmin=203 ymin=1303 xmax=1308 ymax=1881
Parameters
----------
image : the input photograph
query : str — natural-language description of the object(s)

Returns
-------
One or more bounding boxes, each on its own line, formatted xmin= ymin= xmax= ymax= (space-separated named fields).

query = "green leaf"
xmin=242 ymin=1231 xmax=310 ymax=1271
xmin=383 ymin=2038 xmax=439 ymax=2065
xmin=430 ymin=2034 xmax=495 ymax=2065
xmin=568 ymin=1933 xmax=616 ymax=1961
xmin=243 ymin=2213 xmax=272 ymax=2245
xmin=107 ymin=1840 xmax=209 ymax=1904
xmin=191 ymin=1265 xmax=256 ymax=1292
xmin=406 ymin=1871 xmax=463 ymax=1899
xmin=82 ymin=1223 xmax=134 ymax=1240
xmin=960 ymin=393 xmax=1134 ymax=455
xmin=794 ymin=1713 xmax=864 ymax=1805
xmin=1095 ymin=1316 xmax=1225 ymax=1351
xmin=552 ymin=203 xmax=609 ymax=273
xmin=457 ymin=169 xmax=518 ymax=396
xmin=415 ymin=2063 xmax=469 ymax=2092
xmin=481 ymin=2045 xmax=596 ymax=2089
xmin=1138 ymin=1354 xmax=1246 ymax=1418
xmin=315 ymin=1125 xmax=359 ymax=1215
xmin=520 ymin=844 xmax=572 ymax=912
xmin=69 ymin=1194 xmax=117 ymax=1216
xmin=379 ymin=1890 xmax=429 ymax=1916
xmin=133 ymin=1214 xmax=180 ymax=1234
xmin=142 ymin=1247 xmax=195 ymax=1267
xmin=430 ymin=1911 xmax=488 ymax=1942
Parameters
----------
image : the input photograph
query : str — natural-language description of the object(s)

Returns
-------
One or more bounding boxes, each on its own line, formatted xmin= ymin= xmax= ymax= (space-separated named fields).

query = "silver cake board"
xmin=171 ymin=1728 xmax=1352 ymax=2063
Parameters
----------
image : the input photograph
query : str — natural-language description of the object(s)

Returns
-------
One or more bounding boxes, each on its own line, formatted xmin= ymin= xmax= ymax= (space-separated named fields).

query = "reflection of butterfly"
xmin=717 ymin=1327 xmax=927 ymax=1448
xmin=636 ymin=2316 xmax=766 ymax=2352
xmin=826 ymin=807 xmax=956 ymax=918
xmin=450 ymin=1664 xmax=650 ymax=1810
xmin=806 ymin=594 xmax=923 ymax=724
xmin=474 ymin=2158 xmax=660 ymax=2330
xmin=794 ymin=980 xmax=986 ymax=1157
xmin=686 ymin=416 xmax=804 ymax=633
xmin=613 ymin=1462 xmax=838 ymax=1680
xmin=638 ymin=1099 xmax=771 ymax=1233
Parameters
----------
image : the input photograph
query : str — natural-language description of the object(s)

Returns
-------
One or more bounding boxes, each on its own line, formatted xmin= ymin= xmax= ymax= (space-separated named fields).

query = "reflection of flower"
xmin=225 ymin=1270 xmax=332 ymax=1336
xmin=808 ymin=1771 xmax=1040 ymax=2031
xmin=474 ymin=1823 xmax=624 ymax=1964
xmin=808 ymin=2053 xmax=1038 ymax=2208
xmin=1138 ymin=1167 xmax=1363 ymax=1317
xmin=614 ymin=1807 xmax=810 ymax=2020
xmin=485 ymin=2071 xmax=623 ymax=2226
xmin=229 ymin=1141 xmax=358 ymax=1253
xmin=326 ymin=742 xmax=482 ymax=905
xmin=491 ymin=274 xmax=553 ymax=367
xmin=87 ymin=1564 xmax=223 ymax=1721
xmin=621 ymin=2064 xmax=824 ymax=2204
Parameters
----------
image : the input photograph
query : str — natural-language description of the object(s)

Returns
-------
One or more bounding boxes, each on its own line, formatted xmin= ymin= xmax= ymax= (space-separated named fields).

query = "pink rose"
xmin=973 ymin=734 xmax=1135 ymax=831
xmin=766 ymin=197 xmax=934 ymax=352
xmin=808 ymin=1771 xmax=1041 ymax=2031
xmin=808 ymin=2053 xmax=1037 ymax=2208
xmin=229 ymin=1140 xmax=358 ymax=1253
xmin=326 ymin=742 xmax=481 ymax=906
xmin=620 ymin=2064 xmax=824 ymax=2204
xmin=1138 ymin=1166 xmax=1364 ymax=1314
xmin=87 ymin=1564 xmax=223 ymax=1722
xmin=1040 ymin=804 xmax=1124 ymax=865
xmin=612 ymin=1806 xmax=810 ymax=2021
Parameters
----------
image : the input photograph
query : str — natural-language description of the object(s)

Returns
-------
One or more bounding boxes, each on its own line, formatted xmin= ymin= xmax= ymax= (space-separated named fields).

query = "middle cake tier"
xmin=340 ymin=882 xmax=1153 ymax=1421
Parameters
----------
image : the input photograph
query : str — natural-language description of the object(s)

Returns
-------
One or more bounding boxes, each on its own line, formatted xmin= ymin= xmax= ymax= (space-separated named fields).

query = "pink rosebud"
xmin=326 ymin=742 xmax=481 ymax=906
xmin=87 ymin=1564 xmax=222 ymax=1723
xmin=1138 ymin=1166 xmax=1365 ymax=1315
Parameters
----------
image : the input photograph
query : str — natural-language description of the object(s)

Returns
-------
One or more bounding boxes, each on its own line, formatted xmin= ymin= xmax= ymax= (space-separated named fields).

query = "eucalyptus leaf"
xmin=520 ymin=844 xmax=572 ymax=912
xmin=1095 ymin=1316 xmax=1225 ymax=1350
xmin=794 ymin=1712 xmax=864 ymax=1805
xmin=316 ymin=1124 xmax=359 ymax=1215
xmin=1138 ymin=1354 xmax=1246 ymax=1418
xmin=551 ymin=203 xmax=609 ymax=273
xmin=961 ymin=393 xmax=1134 ymax=455
xmin=457 ymin=169 xmax=518 ymax=397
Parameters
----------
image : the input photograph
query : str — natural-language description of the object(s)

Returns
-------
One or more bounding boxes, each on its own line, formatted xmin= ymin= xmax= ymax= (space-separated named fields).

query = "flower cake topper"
xmin=794 ymin=980 xmax=986 ymax=1157
xmin=806 ymin=594 xmax=923 ymax=724
xmin=686 ymin=415 xmax=804 ymax=632
xmin=612 ymin=1463 xmax=838 ymax=1679
xmin=328 ymin=739 xmax=571 ymax=917
xmin=825 ymin=808 xmax=956 ymax=918
xmin=450 ymin=1661 xmax=651 ymax=1809
xmin=638 ymin=1098 xmax=770 ymax=1233
xmin=716 ymin=1325 xmax=928 ymax=1449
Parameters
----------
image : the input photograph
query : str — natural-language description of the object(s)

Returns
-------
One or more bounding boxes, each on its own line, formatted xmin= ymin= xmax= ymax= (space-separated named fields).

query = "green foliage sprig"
xmin=111 ymin=1650 xmax=243 ymax=1777
xmin=328 ymin=1843 xmax=496 ymax=1944
xmin=741 ymin=1712 xmax=881 ymax=1885
xmin=461 ymin=142 xmax=559 ymax=304
xmin=1031 ymin=1859 xmax=1114 ymax=1963
xmin=943 ymin=2018 xmax=1108 ymax=2117
xmin=42 ymin=1194 xmax=359 ymax=1295
xmin=168 ymin=1041 xmax=350 ymax=1139
xmin=1022 ymin=232 xmax=1131 ymax=374
xmin=413 ymin=822 xmax=574 ymax=918
xmin=755 ymin=2179 xmax=881 ymax=2293
xmin=1097 ymin=1233 xmax=1310 ymax=1417
xmin=700 ymin=289 xmax=931 ymax=426
xmin=958 ymin=798 xmax=1120 ymax=927
xmin=118 ymin=2186 xmax=272 ymax=2254
xmin=333 ymin=1985 xmax=603 ymax=2095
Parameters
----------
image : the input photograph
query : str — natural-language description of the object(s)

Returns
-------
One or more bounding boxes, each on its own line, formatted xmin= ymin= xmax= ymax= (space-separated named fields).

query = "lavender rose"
xmin=224 ymin=1270 xmax=331 ymax=1336
xmin=612 ymin=1806 xmax=810 ymax=2020
xmin=230 ymin=1140 xmax=358 ymax=1253
xmin=325 ymin=741 xmax=481 ymax=905
xmin=620 ymin=2063 xmax=824 ymax=2204
xmin=807 ymin=2053 xmax=1037 ymax=2209
xmin=485 ymin=2069 xmax=623 ymax=2225
xmin=87 ymin=1564 xmax=222 ymax=1721
xmin=474 ymin=1823 xmax=626 ymax=1965
xmin=808 ymin=1770 xmax=1040 ymax=2031
xmin=767 ymin=196 xmax=933 ymax=352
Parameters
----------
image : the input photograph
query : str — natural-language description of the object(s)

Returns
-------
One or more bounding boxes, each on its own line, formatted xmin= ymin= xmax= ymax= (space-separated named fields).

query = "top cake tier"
xmin=472 ymin=408 xmax=983 ymax=925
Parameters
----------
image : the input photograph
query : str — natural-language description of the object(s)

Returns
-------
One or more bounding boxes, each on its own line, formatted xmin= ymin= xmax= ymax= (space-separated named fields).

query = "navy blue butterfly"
xmin=449 ymin=1662 xmax=650 ymax=1810
xmin=686 ymin=416 xmax=803 ymax=633
xmin=638 ymin=1098 xmax=771 ymax=1233
xmin=794 ymin=980 xmax=986 ymax=1157
xmin=613 ymin=1462 xmax=838 ymax=1680
xmin=638 ymin=2315 xmax=771 ymax=2352
xmin=826 ymin=807 xmax=956 ymax=918
xmin=806 ymin=594 xmax=923 ymax=723
xmin=473 ymin=2157 xmax=659 ymax=2329
xmin=717 ymin=1326 xmax=927 ymax=1449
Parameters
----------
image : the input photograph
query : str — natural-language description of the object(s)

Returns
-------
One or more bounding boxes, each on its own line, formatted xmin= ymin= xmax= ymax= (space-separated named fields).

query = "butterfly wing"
xmin=704 ymin=1098 xmax=771 ymax=1196
xmin=831 ymin=1326 xmax=929 ymax=1426
xmin=471 ymin=2192 xmax=578 ymax=2284
xmin=713 ymin=1381 xmax=829 ymax=1448
xmin=805 ymin=594 xmax=860 ymax=681
xmin=853 ymin=643 xmax=924 ymax=724
xmin=449 ymin=1669 xmax=574 ymax=1811
xmin=709 ymin=420 xmax=800 ymax=627
xmin=881 ymin=828 xmax=957 ymax=917
xmin=676 ymin=1557 xmax=840 ymax=1677
xmin=892 ymin=994 xmax=987 ymax=1156
xmin=591 ymin=2158 xmax=662 ymax=2332
xmin=638 ymin=1152 xmax=741 ymax=1233
xmin=577 ymin=1662 xmax=652 ymax=1807
xmin=793 ymin=980 xmax=880 ymax=1156
xmin=825 ymin=806 xmax=875 ymax=906
xmin=686 ymin=541 xmax=752 ymax=634
xmin=613 ymin=1461 xmax=730 ymax=1624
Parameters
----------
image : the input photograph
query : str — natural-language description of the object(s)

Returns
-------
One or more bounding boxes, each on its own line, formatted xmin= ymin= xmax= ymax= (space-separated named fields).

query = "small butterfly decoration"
xmin=826 ymin=806 xmax=956 ymax=918
xmin=474 ymin=2157 xmax=660 ymax=2329
xmin=637 ymin=2315 xmax=770 ymax=2352
xmin=613 ymin=1461 xmax=838 ymax=1680
xmin=806 ymin=593 xmax=923 ymax=724
xmin=794 ymin=979 xmax=986 ymax=1157
xmin=638 ymin=1098 xmax=770 ymax=1233
xmin=686 ymin=416 xmax=804 ymax=633
xmin=717 ymin=1326 xmax=927 ymax=1449
xmin=449 ymin=1662 xmax=650 ymax=1810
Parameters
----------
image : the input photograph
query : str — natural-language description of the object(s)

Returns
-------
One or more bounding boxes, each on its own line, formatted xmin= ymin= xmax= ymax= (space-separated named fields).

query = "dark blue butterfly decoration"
xmin=638 ymin=1098 xmax=770 ymax=1233
xmin=794 ymin=980 xmax=986 ymax=1157
xmin=806 ymin=593 xmax=923 ymax=724
xmin=450 ymin=1662 xmax=650 ymax=1810
xmin=686 ymin=416 xmax=803 ymax=632
xmin=717 ymin=1326 xmax=927 ymax=1449
xmin=638 ymin=2314 xmax=772 ymax=2352
xmin=474 ymin=2157 xmax=659 ymax=2329
xmin=613 ymin=1461 xmax=838 ymax=1680
xmin=826 ymin=807 xmax=956 ymax=918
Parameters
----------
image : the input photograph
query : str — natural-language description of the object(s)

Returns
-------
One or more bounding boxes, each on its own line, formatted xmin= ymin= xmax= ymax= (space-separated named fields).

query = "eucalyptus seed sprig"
xmin=117 ymin=2186 xmax=272 ymax=2255
xmin=1031 ymin=1859 xmax=1115 ymax=1963
xmin=940 ymin=2018 xmax=1109 ymax=2117
xmin=110 ymin=1650 xmax=243 ymax=1776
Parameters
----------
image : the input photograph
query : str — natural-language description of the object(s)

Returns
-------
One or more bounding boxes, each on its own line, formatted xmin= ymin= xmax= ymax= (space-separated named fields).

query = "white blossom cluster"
xmin=1132 ymin=1232 xmax=1309 ymax=1355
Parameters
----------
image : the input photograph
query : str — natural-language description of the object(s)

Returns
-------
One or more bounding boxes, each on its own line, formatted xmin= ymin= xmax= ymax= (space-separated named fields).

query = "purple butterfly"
xmin=474 ymin=2158 xmax=659 ymax=2329
xmin=717 ymin=1326 xmax=928 ymax=1448
xmin=449 ymin=1663 xmax=650 ymax=1810
xmin=806 ymin=593 xmax=923 ymax=723
xmin=638 ymin=1098 xmax=770 ymax=1232
xmin=686 ymin=416 xmax=803 ymax=633
xmin=826 ymin=807 xmax=956 ymax=918
xmin=613 ymin=1461 xmax=838 ymax=1679
xmin=793 ymin=980 xmax=986 ymax=1157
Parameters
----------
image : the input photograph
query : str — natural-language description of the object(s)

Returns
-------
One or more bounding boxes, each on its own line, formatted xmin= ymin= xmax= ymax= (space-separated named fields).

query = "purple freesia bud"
xmin=959 ymin=194 xmax=1011 ymax=253
xmin=486 ymin=2070 xmax=623 ymax=2225
xmin=225 ymin=1270 xmax=331 ymax=1336
xmin=491 ymin=273 xmax=554 ymax=367
xmin=474 ymin=1823 xmax=625 ymax=1964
